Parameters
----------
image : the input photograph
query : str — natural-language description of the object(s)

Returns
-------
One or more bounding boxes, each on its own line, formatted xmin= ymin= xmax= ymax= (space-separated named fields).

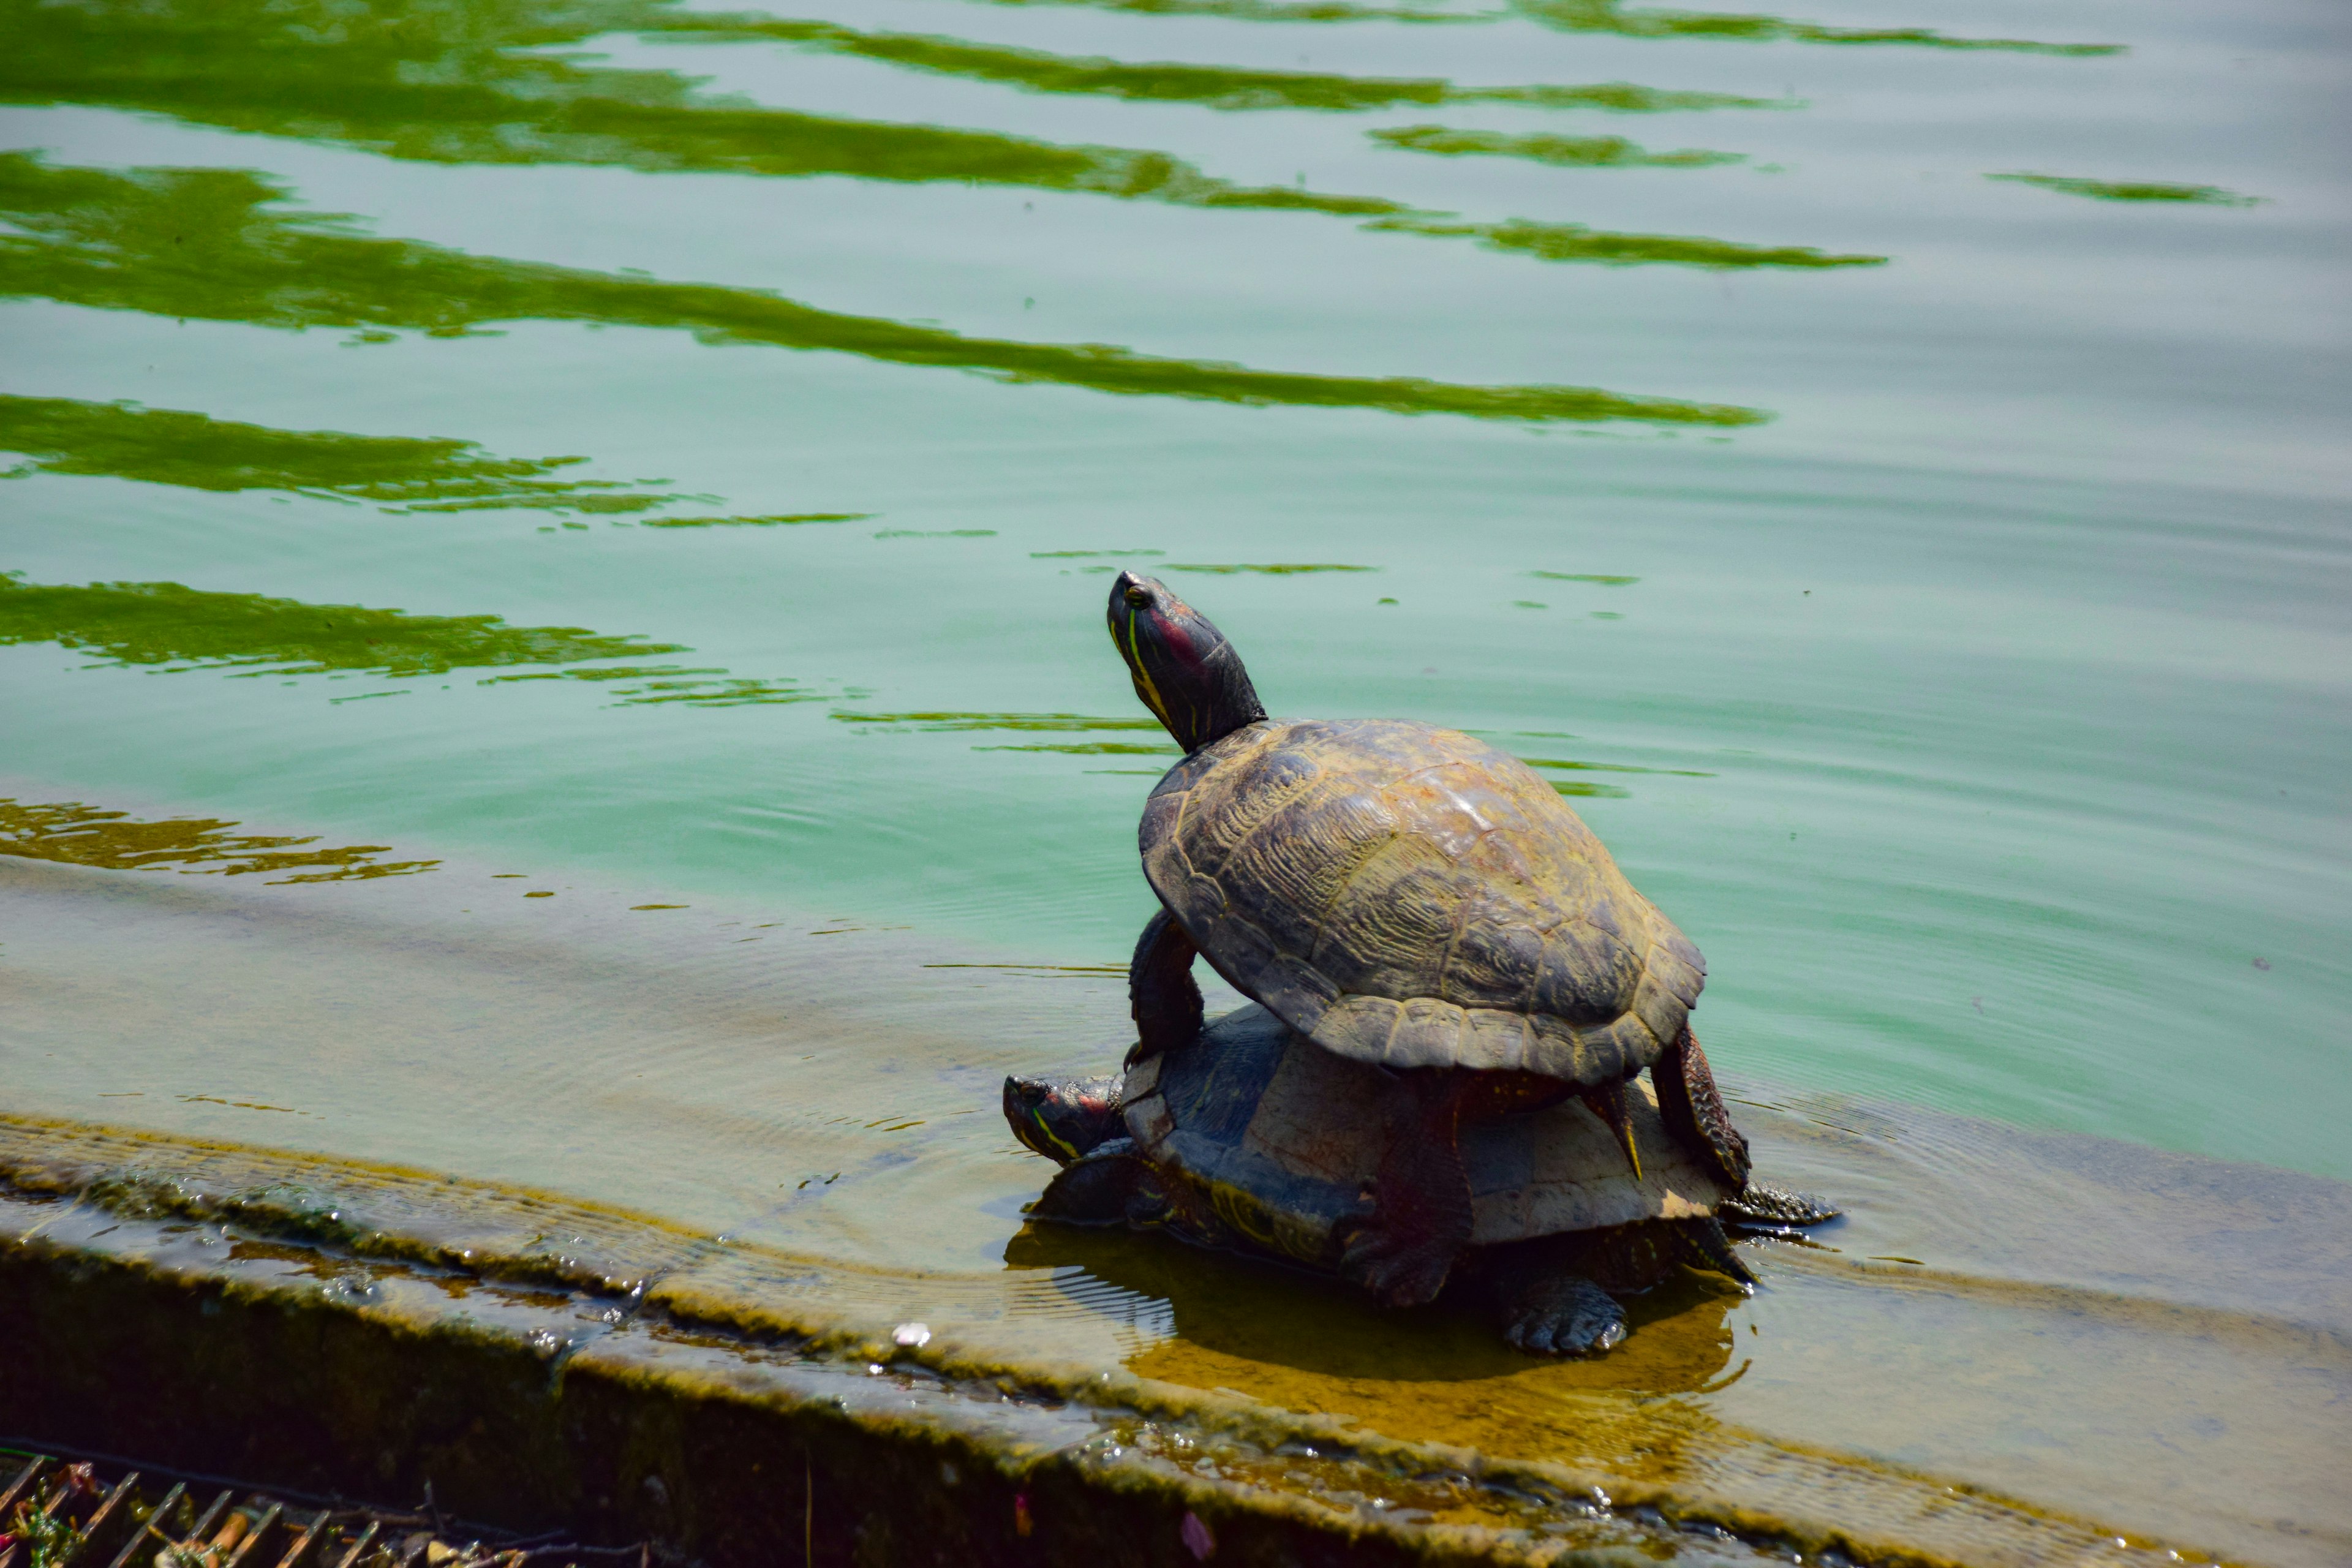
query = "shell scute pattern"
xmin=1132 ymin=1006 xmax=1729 ymax=1254
xmin=1145 ymin=718 xmax=1704 ymax=1085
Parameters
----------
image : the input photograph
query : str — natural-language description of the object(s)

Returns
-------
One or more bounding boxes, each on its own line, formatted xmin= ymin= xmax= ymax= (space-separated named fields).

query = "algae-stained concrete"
xmin=2 ymin=1115 xmax=2231 ymax=1568
xmin=0 ymin=1118 xmax=1762 ymax=1566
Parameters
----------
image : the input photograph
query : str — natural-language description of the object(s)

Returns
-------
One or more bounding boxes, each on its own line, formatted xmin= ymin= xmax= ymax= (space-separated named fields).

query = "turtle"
xmin=1106 ymin=570 xmax=1753 ymax=1310
xmin=1005 ymin=1003 xmax=1836 ymax=1355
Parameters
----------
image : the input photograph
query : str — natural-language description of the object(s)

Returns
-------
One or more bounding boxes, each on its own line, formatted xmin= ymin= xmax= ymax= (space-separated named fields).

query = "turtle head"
xmin=1003 ymin=1074 xmax=1125 ymax=1167
xmin=1107 ymin=572 xmax=1267 ymax=753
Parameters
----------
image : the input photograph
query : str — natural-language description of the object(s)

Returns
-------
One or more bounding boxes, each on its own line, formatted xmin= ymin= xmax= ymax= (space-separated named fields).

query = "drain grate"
xmin=0 ymin=1454 xmax=646 ymax=1568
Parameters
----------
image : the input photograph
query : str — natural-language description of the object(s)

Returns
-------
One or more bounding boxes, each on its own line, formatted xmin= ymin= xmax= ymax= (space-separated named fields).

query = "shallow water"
xmin=2 ymin=0 xmax=2348 ymax=1555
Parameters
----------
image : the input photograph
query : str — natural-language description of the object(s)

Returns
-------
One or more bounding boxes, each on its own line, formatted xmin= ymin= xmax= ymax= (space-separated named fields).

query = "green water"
xmin=1 ymin=0 xmax=2348 ymax=1551
xmin=5 ymin=0 xmax=2343 ymax=1174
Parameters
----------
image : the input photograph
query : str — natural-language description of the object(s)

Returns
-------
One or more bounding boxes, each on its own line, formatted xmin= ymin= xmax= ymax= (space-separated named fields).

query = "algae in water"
xmin=0 ymin=797 xmax=439 ymax=882
xmin=0 ymin=394 xmax=688 ymax=514
xmin=0 ymin=154 xmax=1768 ymax=425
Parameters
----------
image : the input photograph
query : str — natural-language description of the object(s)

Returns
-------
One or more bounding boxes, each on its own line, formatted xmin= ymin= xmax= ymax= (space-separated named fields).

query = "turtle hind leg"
xmin=1477 ymin=1240 xmax=1627 ymax=1356
xmin=1719 ymin=1186 xmax=1841 ymax=1234
xmin=1336 ymin=1070 xmax=1473 ymax=1309
xmin=1653 ymin=1026 xmax=1752 ymax=1190
xmin=1126 ymin=908 xmax=1203 ymax=1068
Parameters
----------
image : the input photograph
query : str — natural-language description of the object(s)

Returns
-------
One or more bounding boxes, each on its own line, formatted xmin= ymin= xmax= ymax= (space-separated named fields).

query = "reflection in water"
xmin=1163 ymin=561 xmax=1381 ymax=574
xmin=0 ymin=573 xmax=680 ymax=677
xmin=636 ymin=513 xmax=872 ymax=527
xmin=0 ymin=155 xmax=1767 ymax=424
xmin=957 ymin=0 xmax=2120 ymax=52
xmin=1372 ymin=213 xmax=1882 ymax=268
xmin=0 ymin=393 xmax=687 ymax=514
xmin=1370 ymin=124 xmax=1742 ymax=168
xmin=1986 ymin=172 xmax=2261 ymax=205
xmin=1506 ymin=0 xmax=2122 ymax=51
xmin=667 ymin=14 xmax=1779 ymax=113
xmin=0 ymin=797 xmax=438 ymax=882
xmin=0 ymin=0 xmax=1858 ymax=273
xmin=0 ymin=0 xmax=1390 ymax=220
xmin=1005 ymin=1221 xmax=1743 ymax=1390
xmin=475 ymin=667 xmax=822 ymax=706
xmin=973 ymin=741 xmax=1180 ymax=753
xmin=830 ymin=710 xmax=1166 ymax=730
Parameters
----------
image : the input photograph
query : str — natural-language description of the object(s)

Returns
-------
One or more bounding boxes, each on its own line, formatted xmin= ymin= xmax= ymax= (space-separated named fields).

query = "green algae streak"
xmin=0 ymin=155 xmax=1766 ymax=426
xmin=0 ymin=2 xmax=1889 ymax=274
xmin=0 ymin=797 xmax=439 ymax=883
xmin=959 ymin=0 xmax=2119 ymax=51
xmin=1530 ymin=571 xmax=1639 ymax=584
xmin=477 ymin=668 xmax=821 ymax=706
xmin=0 ymin=393 xmax=683 ymax=514
xmin=1506 ymin=0 xmax=2122 ymax=51
xmin=637 ymin=514 xmax=872 ymax=527
xmin=1373 ymin=215 xmax=1882 ymax=269
xmin=829 ymin=712 xmax=1167 ymax=731
xmin=1163 ymin=562 xmax=1382 ymax=575
xmin=1370 ymin=125 xmax=1743 ymax=169
xmin=1986 ymin=173 xmax=2261 ymax=205
xmin=971 ymin=742 xmax=1181 ymax=754
xmin=0 ymin=0 xmax=1400 ymax=221
xmin=0 ymin=573 xmax=685 ymax=677
xmin=662 ymin=16 xmax=1776 ymax=114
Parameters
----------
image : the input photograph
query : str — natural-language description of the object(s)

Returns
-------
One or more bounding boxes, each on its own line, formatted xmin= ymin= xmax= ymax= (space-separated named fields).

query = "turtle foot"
xmin=1498 ymin=1272 xmax=1626 ymax=1357
xmin=1337 ymin=1218 xmax=1457 ymax=1308
xmin=1719 ymin=1185 xmax=1841 ymax=1235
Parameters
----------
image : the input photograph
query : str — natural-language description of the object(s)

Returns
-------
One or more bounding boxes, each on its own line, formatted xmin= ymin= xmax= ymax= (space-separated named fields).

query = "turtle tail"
xmin=1672 ymin=1216 xmax=1758 ymax=1291
xmin=1654 ymin=1026 xmax=1752 ymax=1192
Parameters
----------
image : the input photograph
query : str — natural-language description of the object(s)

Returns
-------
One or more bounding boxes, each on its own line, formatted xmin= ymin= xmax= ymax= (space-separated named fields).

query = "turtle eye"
xmin=1123 ymin=586 xmax=1152 ymax=609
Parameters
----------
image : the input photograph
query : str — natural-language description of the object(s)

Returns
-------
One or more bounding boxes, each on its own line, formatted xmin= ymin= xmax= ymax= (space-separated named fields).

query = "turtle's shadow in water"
xmin=1004 ymin=1221 xmax=1743 ymax=1392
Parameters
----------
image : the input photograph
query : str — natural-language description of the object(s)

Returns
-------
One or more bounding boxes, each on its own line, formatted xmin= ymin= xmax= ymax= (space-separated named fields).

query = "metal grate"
xmin=0 ymin=1455 xmax=647 ymax=1568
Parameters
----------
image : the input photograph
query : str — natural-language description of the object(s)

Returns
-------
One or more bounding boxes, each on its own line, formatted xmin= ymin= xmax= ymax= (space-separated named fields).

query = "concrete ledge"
xmin=2 ymin=1117 xmax=2212 ymax=1568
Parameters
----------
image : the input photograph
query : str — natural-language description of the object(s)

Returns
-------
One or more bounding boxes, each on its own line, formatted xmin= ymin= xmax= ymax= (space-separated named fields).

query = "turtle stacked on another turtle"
xmin=1102 ymin=571 xmax=1770 ymax=1310
xmin=1006 ymin=1004 xmax=1834 ymax=1355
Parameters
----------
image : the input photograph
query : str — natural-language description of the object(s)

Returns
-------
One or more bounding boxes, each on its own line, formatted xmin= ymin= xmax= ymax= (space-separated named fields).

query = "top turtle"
xmin=1108 ymin=571 xmax=1749 ymax=1310
xmin=1142 ymin=716 xmax=1705 ymax=1087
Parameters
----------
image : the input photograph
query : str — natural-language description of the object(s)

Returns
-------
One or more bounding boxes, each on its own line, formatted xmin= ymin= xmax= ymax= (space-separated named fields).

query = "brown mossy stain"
xmin=0 ymin=797 xmax=439 ymax=884
xmin=0 ymin=153 xmax=1770 ymax=424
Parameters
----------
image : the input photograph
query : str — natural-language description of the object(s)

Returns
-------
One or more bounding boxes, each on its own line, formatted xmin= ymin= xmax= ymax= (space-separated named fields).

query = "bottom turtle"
xmin=1006 ymin=1005 xmax=1835 ymax=1354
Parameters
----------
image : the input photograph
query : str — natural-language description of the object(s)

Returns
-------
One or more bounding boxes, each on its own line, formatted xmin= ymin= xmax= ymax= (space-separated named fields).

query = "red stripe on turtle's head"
xmin=1107 ymin=572 xmax=1267 ymax=753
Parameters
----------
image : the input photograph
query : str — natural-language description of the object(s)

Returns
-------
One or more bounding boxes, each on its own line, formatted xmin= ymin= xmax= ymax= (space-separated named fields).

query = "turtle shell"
xmin=1141 ymin=718 xmax=1705 ymax=1085
xmin=1119 ymin=1005 xmax=1728 ymax=1269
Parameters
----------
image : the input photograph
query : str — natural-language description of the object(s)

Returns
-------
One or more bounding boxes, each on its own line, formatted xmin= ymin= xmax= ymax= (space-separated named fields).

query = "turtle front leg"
xmin=1126 ymin=907 xmax=1203 ymax=1068
xmin=1476 ymin=1237 xmax=1628 ymax=1356
xmin=1337 ymin=1069 xmax=1474 ymax=1309
xmin=1653 ymin=1026 xmax=1752 ymax=1190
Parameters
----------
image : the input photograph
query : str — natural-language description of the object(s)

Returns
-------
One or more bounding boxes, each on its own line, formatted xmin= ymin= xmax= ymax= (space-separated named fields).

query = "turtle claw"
xmin=1337 ymin=1219 xmax=1456 ymax=1308
xmin=1500 ymin=1273 xmax=1626 ymax=1358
